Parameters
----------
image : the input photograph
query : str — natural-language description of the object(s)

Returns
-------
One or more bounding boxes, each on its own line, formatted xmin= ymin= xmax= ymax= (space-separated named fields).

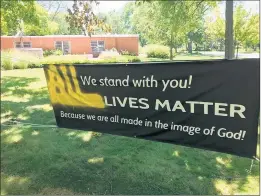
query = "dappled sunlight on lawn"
xmin=40 ymin=187 xmax=76 ymax=195
xmin=26 ymin=104 xmax=52 ymax=112
xmin=88 ymin=157 xmax=104 ymax=164
xmin=31 ymin=131 xmax=40 ymax=136
xmin=214 ymin=175 xmax=259 ymax=195
xmin=1 ymin=111 xmax=13 ymax=124
xmin=169 ymin=145 xmax=259 ymax=195
xmin=214 ymin=179 xmax=239 ymax=195
xmin=65 ymin=130 xmax=104 ymax=143
xmin=1 ymin=174 xmax=30 ymax=195
xmin=66 ymin=130 xmax=93 ymax=142
xmin=1 ymin=95 xmax=31 ymax=102
xmin=67 ymin=131 xmax=77 ymax=136
xmin=216 ymin=157 xmax=232 ymax=168
xmin=173 ymin=150 xmax=179 ymax=157
xmin=77 ymin=132 xmax=93 ymax=142
xmin=4 ymin=134 xmax=23 ymax=144
xmin=27 ymin=81 xmax=47 ymax=90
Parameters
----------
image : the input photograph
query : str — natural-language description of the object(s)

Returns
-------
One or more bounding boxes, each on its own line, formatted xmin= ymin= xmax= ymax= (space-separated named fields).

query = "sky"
xmin=46 ymin=0 xmax=259 ymax=16
xmin=95 ymin=1 xmax=131 ymax=13
xmin=94 ymin=1 xmax=259 ymax=14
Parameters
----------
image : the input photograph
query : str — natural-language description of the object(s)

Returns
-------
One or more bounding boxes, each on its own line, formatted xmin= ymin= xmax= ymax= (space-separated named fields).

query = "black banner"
xmin=44 ymin=59 xmax=260 ymax=158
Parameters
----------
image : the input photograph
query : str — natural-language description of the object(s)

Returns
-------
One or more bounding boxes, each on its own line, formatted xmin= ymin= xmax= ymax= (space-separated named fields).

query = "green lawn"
xmin=139 ymin=54 xmax=223 ymax=62
xmin=1 ymin=68 xmax=260 ymax=195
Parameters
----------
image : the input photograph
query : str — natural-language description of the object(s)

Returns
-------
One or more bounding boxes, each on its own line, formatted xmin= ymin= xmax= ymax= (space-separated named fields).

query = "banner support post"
xmin=225 ymin=0 xmax=234 ymax=60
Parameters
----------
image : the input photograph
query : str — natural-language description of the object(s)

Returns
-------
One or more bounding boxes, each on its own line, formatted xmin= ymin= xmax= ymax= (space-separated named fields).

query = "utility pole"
xmin=225 ymin=0 xmax=234 ymax=60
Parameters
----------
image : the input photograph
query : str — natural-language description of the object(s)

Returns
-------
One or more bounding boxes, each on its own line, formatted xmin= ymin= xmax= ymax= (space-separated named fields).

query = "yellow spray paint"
xmin=45 ymin=64 xmax=105 ymax=109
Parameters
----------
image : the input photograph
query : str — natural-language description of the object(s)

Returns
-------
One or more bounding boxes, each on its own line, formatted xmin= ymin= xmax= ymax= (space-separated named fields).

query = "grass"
xmin=1 ymin=68 xmax=260 ymax=195
xmin=139 ymin=54 xmax=223 ymax=62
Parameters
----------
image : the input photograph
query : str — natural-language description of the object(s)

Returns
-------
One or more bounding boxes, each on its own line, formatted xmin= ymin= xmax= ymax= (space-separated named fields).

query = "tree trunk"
xmin=195 ymin=43 xmax=198 ymax=51
xmin=219 ymin=42 xmax=222 ymax=51
xmin=236 ymin=44 xmax=239 ymax=59
xmin=188 ymin=41 xmax=192 ymax=54
xmin=170 ymin=47 xmax=173 ymax=60
xmin=174 ymin=46 xmax=177 ymax=53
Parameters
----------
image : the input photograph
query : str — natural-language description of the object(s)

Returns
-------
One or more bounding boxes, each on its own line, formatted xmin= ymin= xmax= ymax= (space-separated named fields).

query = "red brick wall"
xmin=0 ymin=35 xmax=139 ymax=55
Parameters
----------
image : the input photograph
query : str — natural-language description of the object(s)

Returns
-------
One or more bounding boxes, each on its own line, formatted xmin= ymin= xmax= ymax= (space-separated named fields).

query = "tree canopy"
xmin=23 ymin=3 xmax=59 ymax=35
xmin=132 ymin=1 xmax=217 ymax=59
xmin=1 ymin=0 xmax=39 ymax=35
xmin=66 ymin=0 xmax=111 ymax=36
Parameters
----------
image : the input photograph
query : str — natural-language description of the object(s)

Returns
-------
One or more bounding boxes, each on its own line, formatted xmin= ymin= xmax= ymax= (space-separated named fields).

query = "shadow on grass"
xmin=1 ymin=76 xmax=259 ymax=195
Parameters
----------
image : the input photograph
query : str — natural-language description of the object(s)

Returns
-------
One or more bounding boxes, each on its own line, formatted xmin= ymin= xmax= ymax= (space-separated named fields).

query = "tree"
xmin=205 ymin=7 xmax=225 ymax=51
xmin=96 ymin=2 xmax=148 ymax=46
xmin=1 ymin=0 xmax=39 ymax=35
xmin=245 ymin=14 xmax=259 ymax=51
xmin=23 ymin=3 xmax=59 ymax=35
xmin=187 ymin=27 xmax=205 ymax=52
xmin=97 ymin=11 xmax=124 ymax=34
xmin=234 ymin=5 xmax=259 ymax=56
xmin=66 ymin=0 xmax=111 ymax=36
xmin=51 ymin=13 xmax=81 ymax=35
xmin=206 ymin=4 xmax=259 ymax=54
xmin=133 ymin=1 xmax=216 ymax=59
xmin=37 ymin=1 xmax=69 ymax=21
xmin=121 ymin=2 xmax=136 ymax=34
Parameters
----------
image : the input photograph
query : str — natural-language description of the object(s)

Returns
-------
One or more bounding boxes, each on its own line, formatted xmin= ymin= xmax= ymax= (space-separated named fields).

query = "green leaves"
xmin=132 ymin=0 xmax=216 ymax=58
xmin=1 ymin=0 xmax=39 ymax=35
xmin=66 ymin=0 xmax=111 ymax=36
xmin=23 ymin=3 xmax=59 ymax=35
xmin=205 ymin=4 xmax=259 ymax=51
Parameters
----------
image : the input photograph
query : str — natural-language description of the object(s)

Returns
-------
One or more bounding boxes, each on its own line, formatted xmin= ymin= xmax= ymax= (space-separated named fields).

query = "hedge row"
xmin=1 ymin=50 xmax=141 ymax=70
xmin=142 ymin=44 xmax=176 ymax=59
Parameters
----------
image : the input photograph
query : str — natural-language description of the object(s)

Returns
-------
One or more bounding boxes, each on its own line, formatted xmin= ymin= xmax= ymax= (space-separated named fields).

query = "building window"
xmin=14 ymin=42 xmax=32 ymax=48
xmin=23 ymin=42 xmax=32 ymax=48
xmin=55 ymin=41 xmax=70 ymax=54
xmin=91 ymin=40 xmax=105 ymax=52
xmin=15 ymin=42 xmax=22 ymax=48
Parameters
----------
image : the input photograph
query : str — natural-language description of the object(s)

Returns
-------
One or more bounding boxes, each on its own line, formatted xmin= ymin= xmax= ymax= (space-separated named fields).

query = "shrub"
xmin=43 ymin=50 xmax=53 ymax=56
xmin=53 ymin=49 xmax=63 ymax=56
xmin=144 ymin=44 xmax=169 ymax=58
xmin=13 ymin=60 xmax=28 ymax=69
xmin=143 ymin=44 xmax=176 ymax=59
xmin=124 ymin=55 xmax=141 ymax=62
xmin=41 ymin=55 xmax=88 ymax=64
xmin=1 ymin=50 xmax=42 ymax=70
xmin=43 ymin=49 xmax=63 ymax=57
xmin=110 ymin=48 xmax=118 ymax=52
xmin=41 ymin=54 xmax=141 ymax=65
xmin=99 ymin=49 xmax=120 ymax=59
xmin=1 ymin=51 xmax=14 ymax=70
xmin=120 ymin=50 xmax=137 ymax=56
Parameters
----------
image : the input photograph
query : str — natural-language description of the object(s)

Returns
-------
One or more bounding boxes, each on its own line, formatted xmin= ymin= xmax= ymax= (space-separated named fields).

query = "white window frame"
xmin=54 ymin=41 xmax=71 ymax=54
xmin=23 ymin=42 xmax=32 ymax=48
xmin=14 ymin=41 xmax=31 ymax=48
xmin=91 ymin=40 xmax=105 ymax=52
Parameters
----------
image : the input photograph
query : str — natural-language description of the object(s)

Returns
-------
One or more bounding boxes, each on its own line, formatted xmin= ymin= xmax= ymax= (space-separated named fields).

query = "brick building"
xmin=0 ymin=35 xmax=139 ymax=56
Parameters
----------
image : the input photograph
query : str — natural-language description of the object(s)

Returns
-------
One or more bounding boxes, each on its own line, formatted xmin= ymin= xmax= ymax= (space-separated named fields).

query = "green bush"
xmin=124 ymin=55 xmax=141 ymax=62
xmin=1 ymin=50 xmax=42 ymax=70
xmin=43 ymin=49 xmax=63 ymax=57
xmin=121 ymin=50 xmax=137 ymax=56
xmin=144 ymin=44 xmax=176 ymax=59
xmin=1 ymin=51 xmax=14 ymax=70
xmin=41 ymin=54 xmax=141 ymax=65
xmin=99 ymin=49 xmax=120 ymax=59
xmin=41 ymin=55 xmax=88 ymax=64
xmin=13 ymin=60 xmax=28 ymax=69
xmin=54 ymin=49 xmax=63 ymax=56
